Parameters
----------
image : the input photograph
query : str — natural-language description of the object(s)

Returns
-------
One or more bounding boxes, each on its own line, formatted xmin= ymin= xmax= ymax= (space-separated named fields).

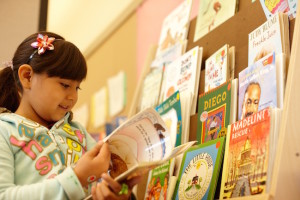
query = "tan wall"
xmin=77 ymin=13 xmax=137 ymax=132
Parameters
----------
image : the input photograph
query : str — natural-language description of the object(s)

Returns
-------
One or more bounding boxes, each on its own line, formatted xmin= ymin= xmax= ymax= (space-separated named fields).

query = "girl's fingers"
xmin=126 ymin=175 xmax=143 ymax=189
xmin=99 ymin=181 xmax=119 ymax=200
xmin=101 ymin=173 xmax=122 ymax=194
xmin=95 ymin=143 xmax=111 ymax=163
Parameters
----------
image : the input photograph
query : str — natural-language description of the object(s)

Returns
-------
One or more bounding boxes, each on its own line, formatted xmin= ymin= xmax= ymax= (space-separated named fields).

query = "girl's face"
xmin=24 ymin=73 xmax=81 ymax=127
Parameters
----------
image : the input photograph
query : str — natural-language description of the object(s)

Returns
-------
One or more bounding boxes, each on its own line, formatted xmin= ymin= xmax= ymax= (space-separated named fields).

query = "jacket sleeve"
xmin=0 ymin=132 xmax=86 ymax=200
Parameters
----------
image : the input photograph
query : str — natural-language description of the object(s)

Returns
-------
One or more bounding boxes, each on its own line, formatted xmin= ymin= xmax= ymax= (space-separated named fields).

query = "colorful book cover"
xmin=205 ymin=44 xmax=229 ymax=92
xmin=220 ymin=108 xmax=271 ymax=199
xmin=144 ymin=160 xmax=175 ymax=200
xmin=156 ymin=91 xmax=182 ymax=147
xmin=156 ymin=0 xmax=193 ymax=56
xmin=197 ymin=80 xmax=236 ymax=144
xmin=239 ymin=53 xmax=277 ymax=120
xmin=259 ymin=0 xmax=290 ymax=19
xmin=248 ymin=13 xmax=282 ymax=66
xmin=193 ymin=0 xmax=238 ymax=42
xmin=173 ymin=137 xmax=225 ymax=200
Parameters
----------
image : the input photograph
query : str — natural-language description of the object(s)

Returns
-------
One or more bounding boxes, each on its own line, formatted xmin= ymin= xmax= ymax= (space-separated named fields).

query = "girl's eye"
xmin=76 ymin=86 xmax=81 ymax=91
xmin=60 ymin=83 xmax=70 ymax=88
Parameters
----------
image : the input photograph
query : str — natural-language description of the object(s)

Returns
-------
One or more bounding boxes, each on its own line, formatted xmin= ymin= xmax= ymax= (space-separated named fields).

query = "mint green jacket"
xmin=0 ymin=112 xmax=97 ymax=200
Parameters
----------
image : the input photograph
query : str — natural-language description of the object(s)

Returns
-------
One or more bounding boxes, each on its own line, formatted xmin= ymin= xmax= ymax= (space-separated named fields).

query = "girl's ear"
xmin=18 ymin=64 xmax=34 ymax=89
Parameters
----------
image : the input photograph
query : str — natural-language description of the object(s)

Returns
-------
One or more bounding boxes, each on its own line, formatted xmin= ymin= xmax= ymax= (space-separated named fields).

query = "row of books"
xmin=137 ymin=3 xmax=290 ymax=200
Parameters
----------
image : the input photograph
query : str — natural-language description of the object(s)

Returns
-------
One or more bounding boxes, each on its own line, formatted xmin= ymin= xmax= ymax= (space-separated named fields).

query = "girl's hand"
xmin=74 ymin=141 xmax=111 ymax=187
xmin=91 ymin=173 xmax=142 ymax=200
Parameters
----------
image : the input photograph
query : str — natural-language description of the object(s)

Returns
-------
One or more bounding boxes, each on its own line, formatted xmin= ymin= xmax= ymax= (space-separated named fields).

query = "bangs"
xmin=36 ymin=41 xmax=87 ymax=81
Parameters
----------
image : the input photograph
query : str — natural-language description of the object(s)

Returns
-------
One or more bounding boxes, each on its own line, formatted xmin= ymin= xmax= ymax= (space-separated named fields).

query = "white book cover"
xmin=193 ymin=0 xmax=237 ymax=42
xmin=138 ymin=68 xmax=164 ymax=112
xmin=160 ymin=46 xmax=202 ymax=114
xmin=248 ymin=13 xmax=283 ymax=66
xmin=205 ymin=44 xmax=229 ymax=92
xmin=156 ymin=0 xmax=193 ymax=56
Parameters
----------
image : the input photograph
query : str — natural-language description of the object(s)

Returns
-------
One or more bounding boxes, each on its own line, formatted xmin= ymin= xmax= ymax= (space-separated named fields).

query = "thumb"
xmin=86 ymin=141 xmax=104 ymax=157
xmin=94 ymin=143 xmax=110 ymax=162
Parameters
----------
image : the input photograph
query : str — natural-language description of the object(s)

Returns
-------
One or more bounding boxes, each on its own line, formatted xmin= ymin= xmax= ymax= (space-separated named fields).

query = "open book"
xmin=103 ymin=108 xmax=195 ymax=183
xmin=84 ymin=108 xmax=195 ymax=199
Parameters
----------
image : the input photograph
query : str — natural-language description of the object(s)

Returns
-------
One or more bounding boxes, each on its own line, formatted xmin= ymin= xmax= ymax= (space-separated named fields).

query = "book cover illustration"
xmin=259 ymin=0 xmax=290 ymax=19
xmin=197 ymin=80 xmax=234 ymax=144
xmin=160 ymin=46 xmax=202 ymax=115
xmin=248 ymin=13 xmax=283 ymax=66
xmin=193 ymin=0 xmax=237 ymax=42
xmin=205 ymin=44 xmax=229 ymax=92
xmin=173 ymin=137 xmax=225 ymax=200
xmin=144 ymin=160 xmax=174 ymax=200
xmin=156 ymin=0 xmax=193 ymax=56
xmin=220 ymin=108 xmax=271 ymax=199
xmin=156 ymin=91 xmax=182 ymax=147
xmin=287 ymin=0 xmax=298 ymax=19
xmin=239 ymin=53 xmax=277 ymax=120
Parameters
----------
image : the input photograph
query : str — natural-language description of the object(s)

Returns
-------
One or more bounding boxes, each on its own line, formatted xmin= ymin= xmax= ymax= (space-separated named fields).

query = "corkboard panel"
xmin=187 ymin=0 xmax=267 ymax=95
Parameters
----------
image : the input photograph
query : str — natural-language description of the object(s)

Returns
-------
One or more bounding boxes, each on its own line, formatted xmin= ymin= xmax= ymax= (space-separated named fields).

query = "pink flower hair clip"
xmin=31 ymin=34 xmax=55 ymax=55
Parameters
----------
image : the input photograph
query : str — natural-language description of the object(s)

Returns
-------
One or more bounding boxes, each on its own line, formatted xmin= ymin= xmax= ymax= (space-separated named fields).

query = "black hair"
xmin=0 ymin=31 xmax=87 ymax=112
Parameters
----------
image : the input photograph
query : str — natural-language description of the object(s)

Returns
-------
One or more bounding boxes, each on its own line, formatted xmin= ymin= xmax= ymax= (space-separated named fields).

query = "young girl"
xmin=0 ymin=32 xmax=139 ymax=200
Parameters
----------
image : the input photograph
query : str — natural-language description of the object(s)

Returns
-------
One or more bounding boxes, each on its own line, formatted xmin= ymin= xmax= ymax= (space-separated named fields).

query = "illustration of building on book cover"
xmin=238 ymin=53 xmax=277 ymax=120
xmin=220 ymin=108 xmax=271 ymax=199
xmin=156 ymin=91 xmax=182 ymax=147
xmin=173 ymin=137 xmax=225 ymax=200
xmin=197 ymin=80 xmax=234 ymax=144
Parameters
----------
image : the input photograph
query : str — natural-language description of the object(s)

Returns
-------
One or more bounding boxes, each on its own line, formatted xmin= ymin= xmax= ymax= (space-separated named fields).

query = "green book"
xmin=197 ymin=79 xmax=237 ymax=144
xmin=173 ymin=137 xmax=226 ymax=200
xmin=156 ymin=90 xmax=182 ymax=147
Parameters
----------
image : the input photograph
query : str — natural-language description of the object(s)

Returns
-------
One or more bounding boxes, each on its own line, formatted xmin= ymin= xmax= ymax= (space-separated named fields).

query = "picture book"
xmin=156 ymin=91 xmax=182 ymax=147
xmin=151 ymin=41 xmax=187 ymax=68
xmin=248 ymin=12 xmax=290 ymax=66
xmin=144 ymin=159 xmax=175 ymax=200
xmin=205 ymin=44 xmax=230 ymax=92
xmin=239 ymin=52 xmax=280 ymax=120
xmin=160 ymin=46 xmax=203 ymax=115
xmin=156 ymin=0 xmax=193 ymax=57
xmin=287 ymin=0 xmax=298 ymax=19
xmin=197 ymin=79 xmax=238 ymax=144
xmin=138 ymin=68 xmax=164 ymax=112
xmin=84 ymin=108 xmax=196 ymax=200
xmin=259 ymin=0 xmax=290 ymax=19
xmin=219 ymin=108 xmax=274 ymax=199
xmin=193 ymin=0 xmax=238 ymax=42
xmin=173 ymin=137 xmax=226 ymax=200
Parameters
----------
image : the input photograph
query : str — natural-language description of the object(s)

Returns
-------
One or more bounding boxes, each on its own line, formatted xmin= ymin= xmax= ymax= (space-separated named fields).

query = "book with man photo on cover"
xmin=238 ymin=52 xmax=285 ymax=120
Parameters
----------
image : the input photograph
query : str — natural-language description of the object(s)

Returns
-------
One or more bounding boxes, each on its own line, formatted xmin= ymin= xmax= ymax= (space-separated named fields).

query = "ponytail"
xmin=0 ymin=67 xmax=20 ymax=112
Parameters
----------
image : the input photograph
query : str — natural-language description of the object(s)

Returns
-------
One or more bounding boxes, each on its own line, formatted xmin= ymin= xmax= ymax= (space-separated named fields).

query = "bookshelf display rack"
xmin=130 ymin=0 xmax=300 ymax=199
